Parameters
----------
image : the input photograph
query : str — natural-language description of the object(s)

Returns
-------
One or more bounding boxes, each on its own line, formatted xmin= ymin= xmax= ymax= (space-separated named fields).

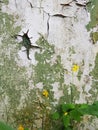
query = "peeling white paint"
xmin=52 ymin=82 xmax=63 ymax=101
xmin=1 ymin=0 xmax=96 ymax=99
xmin=1 ymin=0 xmax=98 ymax=129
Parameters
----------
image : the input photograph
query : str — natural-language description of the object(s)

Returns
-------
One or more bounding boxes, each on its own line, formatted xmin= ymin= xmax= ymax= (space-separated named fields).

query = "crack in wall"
xmin=60 ymin=0 xmax=73 ymax=10
xmin=43 ymin=11 xmax=73 ymax=38
xmin=26 ymin=1 xmax=72 ymax=38
xmin=27 ymin=0 xmax=33 ymax=8
xmin=46 ymin=13 xmax=50 ymax=38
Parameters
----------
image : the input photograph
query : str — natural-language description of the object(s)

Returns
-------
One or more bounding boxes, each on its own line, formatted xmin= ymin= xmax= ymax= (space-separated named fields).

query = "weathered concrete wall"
xmin=0 ymin=0 xmax=98 ymax=129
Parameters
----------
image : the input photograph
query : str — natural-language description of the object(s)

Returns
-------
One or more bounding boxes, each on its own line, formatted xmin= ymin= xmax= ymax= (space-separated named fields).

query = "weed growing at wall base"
xmin=52 ymin=101 xmax=98 ymax=130
xmin=1 ymin=101 xmax=98 ymax=130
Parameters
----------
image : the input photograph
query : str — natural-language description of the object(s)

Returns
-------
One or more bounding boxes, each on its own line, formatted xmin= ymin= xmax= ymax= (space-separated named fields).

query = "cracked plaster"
xmin=0 ymin=0 xmax=98 ymax=129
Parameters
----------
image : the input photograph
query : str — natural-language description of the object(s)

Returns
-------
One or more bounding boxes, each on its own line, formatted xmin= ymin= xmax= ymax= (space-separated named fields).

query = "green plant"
xmin=0 ymin=121 xmax=15 ymax=130
xmin=52 ymin=101 xmax=98 ymax=130
xmin=0 ymin=121 xmax=29 ymax=130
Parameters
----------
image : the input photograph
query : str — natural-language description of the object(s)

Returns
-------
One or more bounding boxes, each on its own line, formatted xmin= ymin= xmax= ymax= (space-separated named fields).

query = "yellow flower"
xmin=72 ymin=64 xmax=79 ymax=72
xmin=42 ymin=90 xmax=49 ymax=97
xmin=64 ymin=112 xmax=68 ymax=116
xmin=17 ymin=125 xmax=24 ymax=130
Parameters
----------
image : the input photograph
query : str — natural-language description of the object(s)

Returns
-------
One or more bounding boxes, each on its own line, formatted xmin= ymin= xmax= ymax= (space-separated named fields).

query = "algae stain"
xmin=34 ymin=36 xmax=80 ymax=103
xmin=77 ymin=69 xmax=83 ymax=81
xmin=34 ymin=36 xmax=55 ymax=85
xmin=86 ymin=0 xmax=98 ymax=30
xmin=90 ymin=53 xmax=98 ymax=80
xmin=90 ymin=32 xmax=98 ymax=44
xmin=33 ymin=36 xmax=66 ymax=102
xmin=0 ymin=50 xmax=30 ymax=122
xmin=34 ymin=37 xmax=64 ymax=86
xmin=89 ymin=53 xmax=98 ymax=101
xmin=0 ymin=4 xmax=30 ymax=120
xmin=59 ymin=84 xmax=80 ymax=104
xmin=0 ymin=12 xmax=20 ymax=37
xmin=3 ymin=0 xmax=9 ymax=4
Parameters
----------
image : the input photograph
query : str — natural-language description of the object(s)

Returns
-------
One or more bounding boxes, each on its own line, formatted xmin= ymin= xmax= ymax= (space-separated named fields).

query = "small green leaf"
xmin=62 ymin=104 xmax=75 ymax=112
xmin=79 ymin=102 xmax=98 ymax=117
xmin=0 ymin=121 xmax=15 ymax=130
xmin=24 ymin=128 xmax=29 ymax=130
xmin=87 ymin=104 xmax=98 ymax=117
xmin=64 ymin=127 xmax=72 ymax=130
xmin=79 ymin=104 xmax=88 ymax=109
xmin=52 ymin=112 xmax=60 ymax=120
xmin=70 ymin=110 xmax=82 ymax=121
xmin=63 ymin=115 xmax=70 ymax=127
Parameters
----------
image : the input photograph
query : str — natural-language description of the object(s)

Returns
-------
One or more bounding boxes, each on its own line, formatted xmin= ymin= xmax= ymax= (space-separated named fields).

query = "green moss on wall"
xmin=69 ymin=46 xmax=76 ymax=56
xmin=0 ymin=7 xmax=30 ymax=122
xmin=89 ymin=53 xmax=98 ymax=101
xmin=77 ymin=69 xmax=83 ymax=81
xmin=33 ymin=36 xmax=65 ymax=102
xmin=3 ymin=0 xmax=9 ymax=4
xmin=90 ymin=32 xmax=98 ymax=44
xmin=34 ymin=36 xmax=64 ymax=86
xmin=33 ymin=36 xmax=80 ymax=103
xmin=90 ymin=53 xmax=98 ymax=80
xmin=59 ymin=84 xmax=80 ymax=104
xmin=0 ymin=12 xmax=20 ymax=37
xmin=86 ymin=0 xmax=98 ymax=30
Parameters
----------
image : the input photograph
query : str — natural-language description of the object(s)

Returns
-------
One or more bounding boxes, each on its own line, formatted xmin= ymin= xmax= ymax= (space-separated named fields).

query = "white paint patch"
xmin=1 ymin=0 xmax=97 ymax=104
xmin=52 ymin=82 xmax=63 ymax=100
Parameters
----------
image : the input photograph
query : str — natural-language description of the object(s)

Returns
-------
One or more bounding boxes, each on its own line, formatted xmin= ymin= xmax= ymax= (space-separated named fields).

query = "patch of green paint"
xmin=34 ymin=36 xmax=65 ymax=102
xmin=58 ymin=84 xmax=71 ymax=104
xmin=59 ymin=84 xmax=80 ymax=104
xmin=0 ymin=12 xmax=20 ymax=38
xmin=0 ymin=0 xmax=8 ymax=5
xmin=69 ymin=46 xmax=76 ymax=55
xmin=3 ymin=0 xmax=9 ymax=4
xmin=34 ymin=36 xmax=64 ymax=86
xmin=89 ymin=81 xmax=98 ymax=102
xmin=77 ymin=69 xmax=83 ymax=81
xmin=86 ymin=0 xmax=98 ymax=30
xmin=0 ymin=7 xmax=30 ymax=123
xmin=0 ymin=48 xmax=29 ymax=107
xmin=70 ymin=83 xmax=80 ymax=103
xmin=12 ymin=88 xmax=51 ymax=129
xmin=90 ymin=32 xmax=98 ymax=44
xmin=77 ymin=60 xmax=84 ymax=81
xmin=89 ymin=53 xmax=98 ymax=101
xmin=34 ymin=37 xmax=80 ymax=103
xmin=89 ymin=63 xmax=92 ymax=67
xmin=90 ymin=53 xmax=98 ymax=80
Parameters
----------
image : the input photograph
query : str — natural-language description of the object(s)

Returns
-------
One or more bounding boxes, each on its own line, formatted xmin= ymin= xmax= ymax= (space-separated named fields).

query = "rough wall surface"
xmin=0 ymin=0 xmax=98 ymax=129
